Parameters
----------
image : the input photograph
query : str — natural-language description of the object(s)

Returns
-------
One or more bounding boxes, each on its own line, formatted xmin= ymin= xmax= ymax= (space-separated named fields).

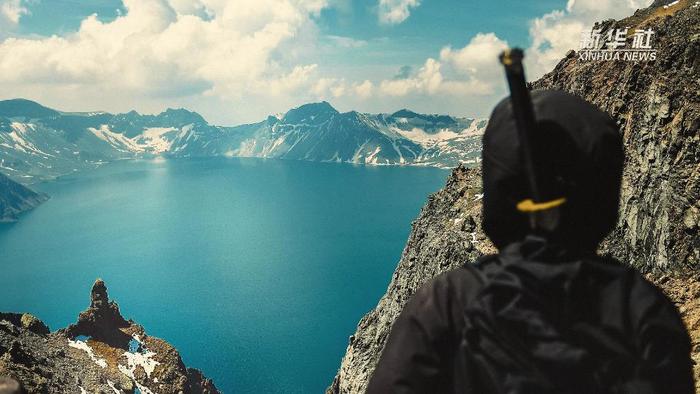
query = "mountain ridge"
xmin=0 ymin=99 xmax=486 ymax=184
xmin=0 ymin=99 xmax=60 ymax=119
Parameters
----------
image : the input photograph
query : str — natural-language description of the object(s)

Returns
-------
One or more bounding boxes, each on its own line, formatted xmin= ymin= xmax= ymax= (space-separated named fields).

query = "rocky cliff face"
xmin=532 ymin=0 xmax=699 ymax=273
xmin=0 ymin=279 xmax=219 ymax=393
xmin=328 ymin=2 xmax=699 ymax=392
xmin=0 ymin=172 xmax=47 ymax=222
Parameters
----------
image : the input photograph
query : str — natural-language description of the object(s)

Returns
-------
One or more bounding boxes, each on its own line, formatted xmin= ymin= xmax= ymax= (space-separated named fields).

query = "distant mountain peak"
xmin=389 ymin=109 xmax=456 ymax=125
xmin=0 ymin=99 xmax=59 ymax=119
xmin=391 ymin=109 xmax=419 ymax=118
xmin=158 ymin=107 xmax=206 ymax=125
xmin=292 ymin=101 xmax=338 ymax=114
xmin=1 ymin=98 xmax=40 ymax=105
xmin=161 ymin=107 xmax=198 ymax=116
xmin=282 ymin=101 xmax=339 ymax=124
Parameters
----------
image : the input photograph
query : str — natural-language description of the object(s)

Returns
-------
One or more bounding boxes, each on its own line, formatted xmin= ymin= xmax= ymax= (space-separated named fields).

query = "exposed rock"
xmin=63 ymin=279 xmax=130 ymax=347
xmin=19 ymin=315 xmax=48 ymax=336
xmin=0 ymin=314 xmax=48 ymax=337
xmin=0 ymin=279 xmax=220 ymax=393
xmin=0 ymin=172 xmax=47 ymax=223
xmin=328 ymin=2 xmax=699 ymax=392
xmin=533 ymin=0 xmax=699 ymax=273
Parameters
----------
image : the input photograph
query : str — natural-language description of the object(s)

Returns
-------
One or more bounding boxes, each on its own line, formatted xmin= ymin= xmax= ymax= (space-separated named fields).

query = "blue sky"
xmin=16 ymin=0 xmax=125 ymax=36
xmin=19 ymin=1 xmax=562 ymax=46
xmin=0 ymin=0 xmax=651 ymax=124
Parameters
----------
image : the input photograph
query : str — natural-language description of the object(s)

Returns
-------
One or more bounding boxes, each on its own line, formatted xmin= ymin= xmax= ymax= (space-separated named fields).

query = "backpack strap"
xmin=461 ymin=254 xmax=499 ymax=287
xmin=458 ymin=254 xmax=505 ymax=394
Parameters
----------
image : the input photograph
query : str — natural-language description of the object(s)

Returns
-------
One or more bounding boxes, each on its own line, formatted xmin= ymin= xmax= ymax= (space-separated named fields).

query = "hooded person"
xmin=366 ymin=90 xmax=694 ymax=394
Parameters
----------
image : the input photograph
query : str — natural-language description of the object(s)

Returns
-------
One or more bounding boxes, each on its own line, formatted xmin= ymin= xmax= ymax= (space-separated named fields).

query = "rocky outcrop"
xmin=62 ymin=279 xmax=130 ymax=345
xmin=532 ymin=0 xmax=699 ymax=273
xmin=0 ymin=172 xmax=47 ymax=222
xmin=328 ymin=2 xmax=699 ymax=392
xmin=0 ymin=279 xmax=220 ymax=393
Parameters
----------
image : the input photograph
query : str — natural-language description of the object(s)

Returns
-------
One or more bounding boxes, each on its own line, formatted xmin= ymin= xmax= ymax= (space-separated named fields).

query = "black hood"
xmin=482 ymin=90 xmax=623 ymax=251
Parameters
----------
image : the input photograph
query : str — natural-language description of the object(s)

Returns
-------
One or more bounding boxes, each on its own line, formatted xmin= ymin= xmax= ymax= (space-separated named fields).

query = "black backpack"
xmin=460 ymin=250 xmax=690 ymax=394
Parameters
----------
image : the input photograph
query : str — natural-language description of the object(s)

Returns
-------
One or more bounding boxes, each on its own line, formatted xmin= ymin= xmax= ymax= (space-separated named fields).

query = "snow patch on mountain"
xmin=392 ymin=127 xmax=463 ymax=145
xmin=134 ymin=127 xmax=177 ymax=154
xmin=68 ymin=339 xmax=108 ymax=369
xmin=90 ymin=125 xmax=145 ymax=153
xmin=8 ymin=123 xmax=45 ymax=155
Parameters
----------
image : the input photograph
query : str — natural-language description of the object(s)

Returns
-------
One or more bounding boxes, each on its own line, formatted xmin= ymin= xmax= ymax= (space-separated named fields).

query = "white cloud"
xmin=526 ymin=0 xmax=654 ymax=77
xmin=379 ymin=58 xmax=440 ymax=95
xmin=0 ymin=0 xmax=29 ymax=36
xmin=325 ymin=34 xmax=367 ymax=48
xmin=377 ymin=0 xmax=420 ymax=25
xmin=0 ymin=0 xmax=657 ymax=122
xmin=1 ymin=0 xmax=27 ymax=23
xmin=369 ymin=0 xmax=652 ymax=106
xmin=0 ymin=0 xmax=329 ymax=123
xmin=378 ymin=33 xmax=508 ymax=98
xmin=353 ymin=80 xmax=374 ymax=98
xmin=312 ymin=78 xmax=374 ymax=99
xmin=439 ymin=33 xmax=508 ymax=92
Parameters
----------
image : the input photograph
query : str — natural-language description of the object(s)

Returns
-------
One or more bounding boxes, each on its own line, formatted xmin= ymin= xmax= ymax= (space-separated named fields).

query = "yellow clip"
xmin=501 ymin=49 xmax=513 ymax=65
xmin=516 ymin=197 xmax=567 ymax=212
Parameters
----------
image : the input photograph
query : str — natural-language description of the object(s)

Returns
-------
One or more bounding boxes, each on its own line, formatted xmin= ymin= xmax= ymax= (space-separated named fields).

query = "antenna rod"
xmin=498 ymin=48 xmax=541 ymax=202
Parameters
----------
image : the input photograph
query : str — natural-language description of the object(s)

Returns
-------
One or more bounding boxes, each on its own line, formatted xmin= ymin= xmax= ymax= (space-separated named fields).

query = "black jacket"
xmin=367 ymin=239 xmax=694 ymax=393
xmin=367 ymin=91 xmax=694 ymax=393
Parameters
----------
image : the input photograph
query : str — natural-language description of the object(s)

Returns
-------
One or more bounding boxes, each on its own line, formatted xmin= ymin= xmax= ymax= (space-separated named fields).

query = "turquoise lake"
xmin=0 ymin=157 xmax=448 ymax=393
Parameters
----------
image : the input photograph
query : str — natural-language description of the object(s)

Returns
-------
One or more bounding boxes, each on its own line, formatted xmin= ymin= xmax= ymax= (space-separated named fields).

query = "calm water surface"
xmin=0 ymin=157 xmax=448 ymax=393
